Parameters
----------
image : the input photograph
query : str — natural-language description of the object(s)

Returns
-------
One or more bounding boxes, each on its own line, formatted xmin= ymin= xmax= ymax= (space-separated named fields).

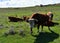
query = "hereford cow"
xmin=28 ymin=12 xmax=53 ymax=34
xmin=8 ymin=16 xmax=24 ymax=22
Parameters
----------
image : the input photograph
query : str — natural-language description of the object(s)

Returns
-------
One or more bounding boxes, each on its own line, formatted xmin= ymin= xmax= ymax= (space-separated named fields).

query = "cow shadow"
xmin=33 ymin=28 xmax=59 ymax=43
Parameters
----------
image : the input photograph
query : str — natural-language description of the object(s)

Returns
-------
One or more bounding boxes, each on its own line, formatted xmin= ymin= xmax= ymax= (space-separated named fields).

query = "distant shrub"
xmin=40 ymin=4 xmax=44 ymax=7
xmin=14 ymin=8 xmax=20 ymax=9
xmin=4 ymin=32 xmax=9 ymax=37
xmin=5 ymin=26 xmax=9 ymax=28
xmin=0 ymin=24 xmax=4 ymax=29
xmin=8 ymin=28 xmax=16 ymax=35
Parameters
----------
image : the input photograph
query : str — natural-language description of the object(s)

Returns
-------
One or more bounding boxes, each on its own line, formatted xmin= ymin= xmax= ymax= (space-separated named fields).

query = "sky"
xmin=0 ymin=0 xmax=60 ymax=8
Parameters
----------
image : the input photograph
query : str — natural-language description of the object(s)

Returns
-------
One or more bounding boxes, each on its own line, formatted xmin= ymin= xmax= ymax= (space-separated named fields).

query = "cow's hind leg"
xmin=37 ymin=24 xmax=40 ymax=33
xmin=48 ymin=26 xmax=50 ymax=31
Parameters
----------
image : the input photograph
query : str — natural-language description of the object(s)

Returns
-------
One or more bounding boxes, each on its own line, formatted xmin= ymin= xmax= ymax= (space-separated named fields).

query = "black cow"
xmin=8 ymin=16 xmax=24 ymax=22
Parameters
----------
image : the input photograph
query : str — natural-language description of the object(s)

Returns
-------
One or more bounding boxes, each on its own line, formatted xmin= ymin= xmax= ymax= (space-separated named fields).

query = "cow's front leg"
xmin=41 ymin=25 xmax=43 ymax=32
xmin=30 ymin=27 xmax=33 ymax=34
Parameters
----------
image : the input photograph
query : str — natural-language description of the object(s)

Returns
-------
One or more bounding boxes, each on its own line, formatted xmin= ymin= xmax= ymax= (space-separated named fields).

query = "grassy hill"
xmin=0 ymin=5 xmax=60 ymax=43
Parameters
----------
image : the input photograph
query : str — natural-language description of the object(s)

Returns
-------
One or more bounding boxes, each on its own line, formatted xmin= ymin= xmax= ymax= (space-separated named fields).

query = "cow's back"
xmin=30 ymin=13 xmax=49 ymax=24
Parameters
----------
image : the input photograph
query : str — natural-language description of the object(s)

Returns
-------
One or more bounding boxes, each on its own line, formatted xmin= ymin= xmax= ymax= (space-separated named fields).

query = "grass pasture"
xmin=0 ymin=5 xmax=60 ymax=43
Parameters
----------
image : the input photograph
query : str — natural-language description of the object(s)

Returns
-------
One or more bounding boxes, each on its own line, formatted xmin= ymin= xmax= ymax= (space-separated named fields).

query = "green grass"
xmin=0 ymin=5 xmax=60 ymax=43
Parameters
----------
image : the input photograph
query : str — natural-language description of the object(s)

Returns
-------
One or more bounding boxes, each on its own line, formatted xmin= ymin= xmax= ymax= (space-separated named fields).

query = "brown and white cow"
xmin=28 ymin=12 xmax=53 ymax=34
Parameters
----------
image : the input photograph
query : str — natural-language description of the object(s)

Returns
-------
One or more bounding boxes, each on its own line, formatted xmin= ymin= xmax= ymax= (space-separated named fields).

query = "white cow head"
xmin=28 ymin=18 xmax=38 ymax=28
